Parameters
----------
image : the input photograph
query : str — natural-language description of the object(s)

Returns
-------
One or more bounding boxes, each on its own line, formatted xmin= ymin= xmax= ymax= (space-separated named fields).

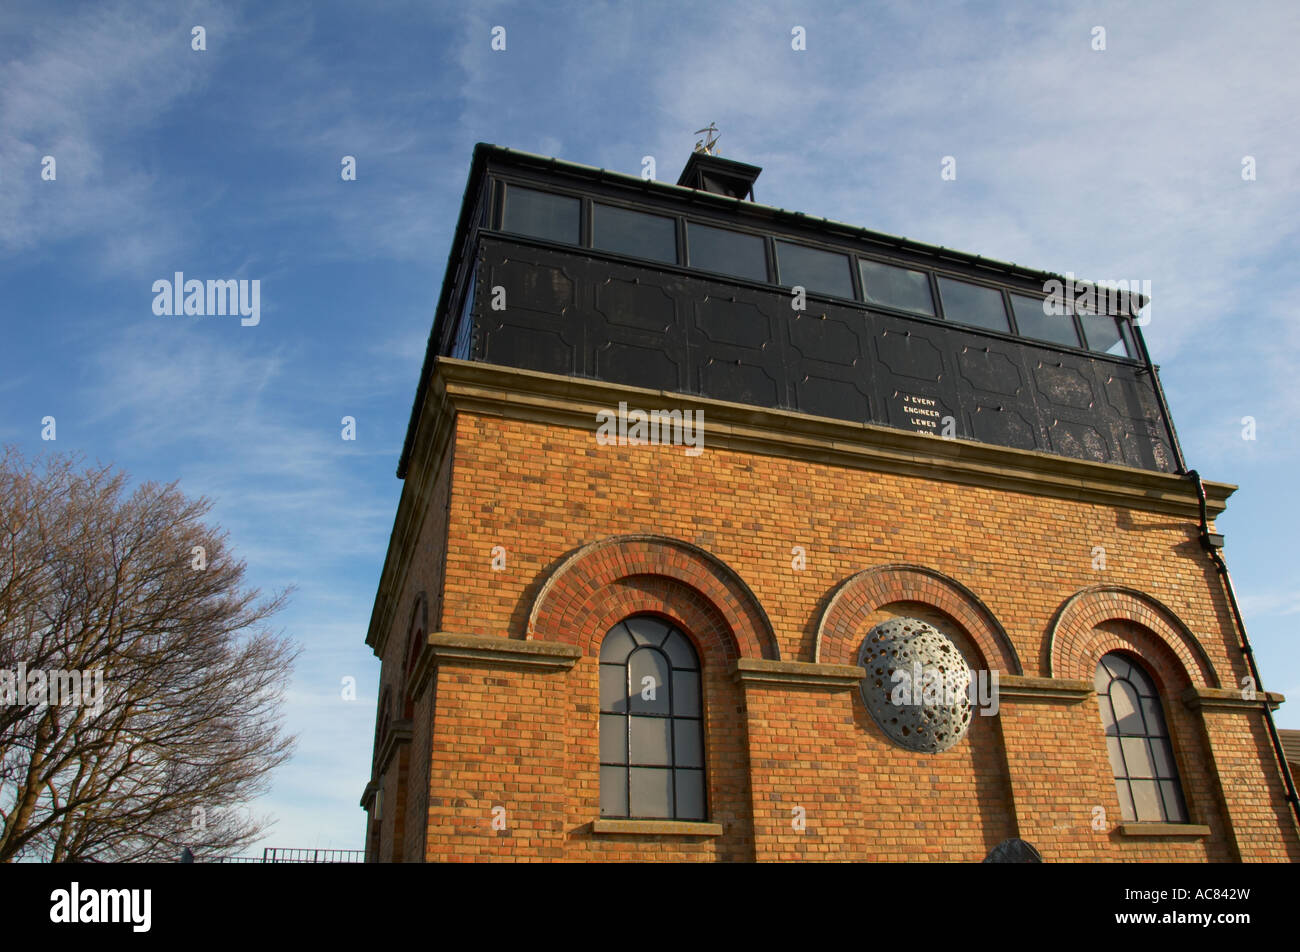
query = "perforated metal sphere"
xmin=857 ymin=617 xmax=973 ymax=753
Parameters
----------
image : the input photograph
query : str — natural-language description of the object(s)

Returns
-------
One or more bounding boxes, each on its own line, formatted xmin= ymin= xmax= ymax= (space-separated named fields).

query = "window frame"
xmin=598 ymin=615 xmax=707 ymax=822
xmin=683 ymin=219 xmax=771 ymax=284
xmin=481 ymin=176 xmax=1142 ymax=362
xmin=1094 ymin=652 xmax=1189 ymax=825
xmin=774 ymin=237 xmax=856 ymax=301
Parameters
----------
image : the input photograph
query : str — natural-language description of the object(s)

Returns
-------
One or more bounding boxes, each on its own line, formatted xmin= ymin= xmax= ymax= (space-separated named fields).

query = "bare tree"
xmin=0 ymin=447 xmax=298 ymax=862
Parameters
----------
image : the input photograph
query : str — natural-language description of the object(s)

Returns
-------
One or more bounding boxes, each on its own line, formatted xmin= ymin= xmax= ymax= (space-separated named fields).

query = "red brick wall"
xmin=367 ymin=408 xmax=1298 ymax=862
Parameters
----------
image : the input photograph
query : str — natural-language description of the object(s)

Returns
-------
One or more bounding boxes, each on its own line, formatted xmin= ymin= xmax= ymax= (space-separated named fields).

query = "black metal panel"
xmin=471 ymin=237 xmax=1175 ymax=471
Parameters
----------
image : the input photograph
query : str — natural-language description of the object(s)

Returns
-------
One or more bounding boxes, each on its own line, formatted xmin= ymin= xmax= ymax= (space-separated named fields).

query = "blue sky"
xmin=2 ymin=0 xmax=1297 ymax=852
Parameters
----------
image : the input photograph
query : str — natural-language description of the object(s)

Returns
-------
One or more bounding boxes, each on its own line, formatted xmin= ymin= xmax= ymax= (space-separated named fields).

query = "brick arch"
xmin=527 ymin=535 xmax=778 ymax=660
xmin=814 ymin=564 xmax=1022 ymax=673
xmin=1048 ymin=586 xmax=1219 ymax=688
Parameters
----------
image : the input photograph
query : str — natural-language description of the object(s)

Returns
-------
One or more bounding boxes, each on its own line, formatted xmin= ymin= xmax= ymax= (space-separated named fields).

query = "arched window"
xmin=1094 ymin=653 xmax=1187 ymax=823
xmin=599 ymin=615 xmax=705 ymax=820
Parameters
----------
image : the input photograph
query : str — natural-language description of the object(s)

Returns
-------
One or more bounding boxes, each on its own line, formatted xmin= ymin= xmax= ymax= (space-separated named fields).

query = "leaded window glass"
xmin=599 ymin=616 xmax=705 ymax=820
xmin=1095 ymin=653 xmax=1188 ymax=823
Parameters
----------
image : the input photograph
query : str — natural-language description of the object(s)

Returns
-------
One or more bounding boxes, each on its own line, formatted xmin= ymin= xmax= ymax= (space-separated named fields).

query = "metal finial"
xmin=692 ymin=123 xmax=720 ymax=156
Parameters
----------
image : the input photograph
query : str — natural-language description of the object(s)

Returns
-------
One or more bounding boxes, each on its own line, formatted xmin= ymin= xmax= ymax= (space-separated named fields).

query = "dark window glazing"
xmin=938 ymin=277 xmax=1011 ymax=333
xmin=1010 ymin=293 xmax=1082 ymax=348
xmin=593 ymin=203 xmax=677 ymax=264
xmin=859 ymin=259 xmax=935 ymax=315
xmin=1079 ymin=312 xmax=1132 ymax=357
xmin=502 ymin=185 xmax=580 ymax=244
xmin=775 ymin=240 xmax=854 ymax=299
xmin=686 ymin=222 xmax=768 ymax=283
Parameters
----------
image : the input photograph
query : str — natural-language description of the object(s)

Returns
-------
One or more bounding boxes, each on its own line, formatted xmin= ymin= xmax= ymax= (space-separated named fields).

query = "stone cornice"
xmin=733 ymin=658 xmax=864 ymax=689
xmin=434 ymin=359 xmax=1234 ymax=519
xmin=422 ymin=632 xmax=581 ymax=672
xmin=375 ymin=719 xmax=413 ymax=777
xmin=359 ymin=779 xmax=379 ymax=811
xmin=1181 ymin=686 xmax=1284 ymax=712
xmin=368 ymin=356 xmax=1235 ymax=659
xmin=997 ymin=676 xmax=1095 ymax=702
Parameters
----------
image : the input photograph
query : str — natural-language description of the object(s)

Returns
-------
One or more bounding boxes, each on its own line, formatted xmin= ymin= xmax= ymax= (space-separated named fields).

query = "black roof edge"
xmin=396 ymin=143 xmax=1152 ymax=478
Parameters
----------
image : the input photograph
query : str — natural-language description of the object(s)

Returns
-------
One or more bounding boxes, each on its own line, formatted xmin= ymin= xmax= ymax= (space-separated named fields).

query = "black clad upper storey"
xmin=400 ymin=144 xmax=1181 ymax=477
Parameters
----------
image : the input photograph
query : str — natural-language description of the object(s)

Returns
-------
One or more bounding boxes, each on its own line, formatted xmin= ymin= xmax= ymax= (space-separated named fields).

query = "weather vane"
xmin=693 ymin=123 xmax=720 ymax=156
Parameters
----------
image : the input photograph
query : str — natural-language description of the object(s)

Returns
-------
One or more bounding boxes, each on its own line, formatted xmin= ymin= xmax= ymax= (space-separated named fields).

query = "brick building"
xmin=360 ymin=143 xmax=1300 ymax=861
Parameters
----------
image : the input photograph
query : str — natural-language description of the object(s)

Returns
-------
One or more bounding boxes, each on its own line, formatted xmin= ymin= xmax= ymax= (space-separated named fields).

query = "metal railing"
xmin=200 ymin=847 xmax=364 ymax=863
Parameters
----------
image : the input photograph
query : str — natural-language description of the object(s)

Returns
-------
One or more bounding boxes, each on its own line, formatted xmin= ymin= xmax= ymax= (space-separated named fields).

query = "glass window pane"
xmin=687 ymin=222 xmax=767 ymax=282
xmin=1130 ymin=780 xmax=1162 ymax=821
xmin=599 ymin=623 xmax=635 ymax=662
xmin=628 ymin=649 xmax=670 ymax=714
xmin=600 ymin=766 xmax=627 ymax=817
xmin=599 ymin=714 xmax=626 ymax=764
xmin=859 ymin=260 xmax=935 ymax=315
xmin=1111 ymin=682 xmax=1144 ymax=734
xmin=624 ymin=616 xmax=668 ymax=646
xmin=675 ymin=769 xmax=705 ymax=820
xmin=1120 ymin=322 xmax=1138 ymax=359
xmin=593 ymin=203 xmax=677 ymax=263
xmin=1121 ymin=736 xmax=1155 ymax=778
xmin=672 ymin=670 xmax=701 ymax=717
xmin=1102 ymin=655 xmax=1131 ymax=681
xmin=1115 ymin=780 xmax=1136 ymax=822
xmin=629 ymin=716 xmax=672 ymax=766
xmin=1149 ymin=737 xmax=1177 ymax=778
xmin=938 ymin=278 xmax=1010 ymax=333
xmin=1106 ymin=736 xmax=1125 ymax=776
xmin=1093 ymin=662 xmax=1112 ymax=695
xmin=1080 ymin=312 xmax=1130 ymax=357
xmin=629 ymin=768 xmax=673 ymax=818
xmin=661 ymin=630 xmax=698 ymax=670
xmin=1140 ymin=697 xmax=1167 ymax=736
xmin=675 ymin=719 xmax=703 ymax=768
xmin=599 ymin=664 xmax=628 ymax=713
xmin=775 ymin=240 xmax=854 ymax=298
xmin=502 ymin=186 xmax=579 ymax=244
xmin=1160 ymin=780 xmax=1187 ymax=822
xmin=1011 ymin=293 xmax=1081 ymax=347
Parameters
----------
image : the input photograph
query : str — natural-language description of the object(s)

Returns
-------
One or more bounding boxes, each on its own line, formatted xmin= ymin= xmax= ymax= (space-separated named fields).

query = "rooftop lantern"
xmin=676 ymin=123 xmax=762 ymax=201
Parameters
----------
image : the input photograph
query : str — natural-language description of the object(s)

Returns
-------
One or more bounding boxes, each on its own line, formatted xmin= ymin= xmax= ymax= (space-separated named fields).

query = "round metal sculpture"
xmin=857 ymin=617 xmax=973 ymax=753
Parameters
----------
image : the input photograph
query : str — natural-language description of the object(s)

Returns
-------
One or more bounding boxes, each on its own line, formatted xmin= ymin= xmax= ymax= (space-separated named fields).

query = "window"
xmin=501 ymin=185 xmax=580 ymax=244
xmin=593 ymin=203 xmax=677 ymax=263
xmin=775 ymin=240 xmax=854 ymax=299
xmin=859 ymin=259 xmax=935 ymax=315
xmin=686 ymin=222 xmax=768 ymax=283
xmin=599 ymin=616 xmax=705 ymax=820
xmin=1079 ymin=311 xmax=1133 ymax=358
xmin=938 ymin=277 xmax=1011 ymax=333
xmin=1010 ymin=293 xmax=1081 ymax=348
xmin=1095 ymin=653 xmax=1187 ymax=823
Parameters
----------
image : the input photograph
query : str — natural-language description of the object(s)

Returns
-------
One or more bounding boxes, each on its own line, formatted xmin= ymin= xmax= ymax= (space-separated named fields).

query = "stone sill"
xmin=592 ymin=819 xmax=723 ymax=837
xmin=1119 ymin=822 xmax=1211 ymax=838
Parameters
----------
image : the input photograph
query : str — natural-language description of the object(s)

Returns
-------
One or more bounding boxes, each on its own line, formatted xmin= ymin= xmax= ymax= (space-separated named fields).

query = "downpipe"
xmin=1188 ymin=469 xmax=1300 ymax=830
